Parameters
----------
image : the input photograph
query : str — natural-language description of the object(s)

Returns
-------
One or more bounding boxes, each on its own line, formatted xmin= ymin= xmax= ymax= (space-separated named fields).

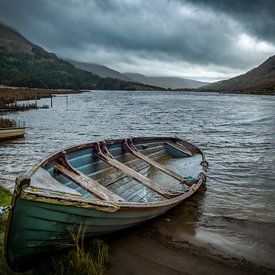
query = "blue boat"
xmin=5 ymin=136 xmax=207 ymax=271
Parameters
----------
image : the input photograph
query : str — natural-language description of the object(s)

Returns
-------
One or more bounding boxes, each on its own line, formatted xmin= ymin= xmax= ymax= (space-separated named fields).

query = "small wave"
xmin=200 ymin=214 xmax=275 ymax=228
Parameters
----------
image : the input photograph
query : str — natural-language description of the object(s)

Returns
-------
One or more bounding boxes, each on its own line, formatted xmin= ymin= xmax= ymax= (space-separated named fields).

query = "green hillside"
xmin=0 ymin=23 xmax=139 ymax=90
xmin=201 ymin=55 xmax=275 ymax=93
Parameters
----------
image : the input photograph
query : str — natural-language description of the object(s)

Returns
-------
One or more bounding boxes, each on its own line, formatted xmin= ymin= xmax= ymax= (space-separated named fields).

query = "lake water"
xmin=1 ymin=90 xmax=275 ymax=268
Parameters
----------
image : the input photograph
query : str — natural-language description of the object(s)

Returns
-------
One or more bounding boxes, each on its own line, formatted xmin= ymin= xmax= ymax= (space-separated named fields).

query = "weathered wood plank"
xmin=165 ymin=142 xmax=193 ymax=156
xmin=30 ymin=167 xmax=82 ymax=195
xmin=124 ymin=139 xmax=192 ymax=187
xmin=0 ymin=128 xmax=25 ymax=140
xmin=54 ymin=164 xmax=125 ymax=202
xmin=94 ymin=143 xmax=182 ymax=199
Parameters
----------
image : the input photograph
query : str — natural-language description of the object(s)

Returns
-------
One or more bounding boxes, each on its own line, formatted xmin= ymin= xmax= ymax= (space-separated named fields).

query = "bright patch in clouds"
xmin=237 ymin=33 xmax=275 ymax=53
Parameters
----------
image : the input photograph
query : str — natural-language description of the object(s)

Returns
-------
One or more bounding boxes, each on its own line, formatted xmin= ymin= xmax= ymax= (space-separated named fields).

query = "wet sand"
xmin=107 ymin=225 xmax=274 ymax=275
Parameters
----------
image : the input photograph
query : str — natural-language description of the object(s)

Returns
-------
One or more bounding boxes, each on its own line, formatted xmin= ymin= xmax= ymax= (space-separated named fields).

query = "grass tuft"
xmin=0 ymin=185 xmax=12 ymax=207
xmin=0 ymin=118 xmax=18 ymax=128
xmin=34 ymin=227 xmax=109 ymax=275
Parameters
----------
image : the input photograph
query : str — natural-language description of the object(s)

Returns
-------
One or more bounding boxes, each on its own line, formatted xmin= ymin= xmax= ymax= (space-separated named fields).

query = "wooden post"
xmin=34 ymin=90 xmax=37 ymax=107
xmin=50 ymin=95 xmax=53 ymax=107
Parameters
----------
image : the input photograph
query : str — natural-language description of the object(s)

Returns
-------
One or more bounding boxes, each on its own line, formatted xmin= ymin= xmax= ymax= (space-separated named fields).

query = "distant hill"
xmin=202 ymin=56 xmax=275 ymax=93
xmin=0 ymin=22 xmax=145 ymax=90
xmin=68 ymin=59 xmax=207 ymax=89
xmin=124 ymin=73 xmax=208 ymax=89
xmin=68 ymin=60 xmax=130 ymax=81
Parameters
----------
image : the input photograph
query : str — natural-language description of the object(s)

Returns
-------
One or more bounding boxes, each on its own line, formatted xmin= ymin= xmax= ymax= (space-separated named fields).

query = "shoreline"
xmin=107 ymin=224 xmax=275 ymax=275
xmin=177 ymin=88 xmax=275 ymax=96
xmin=201 ymin=89 xmax=275 ymax=96
xmin=0 ymin=86 xmax=84 ymax=106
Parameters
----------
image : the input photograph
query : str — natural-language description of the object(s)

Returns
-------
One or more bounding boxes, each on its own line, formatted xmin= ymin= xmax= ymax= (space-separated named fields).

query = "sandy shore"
xmin=107 ymin=225 xmax=274 ymax=275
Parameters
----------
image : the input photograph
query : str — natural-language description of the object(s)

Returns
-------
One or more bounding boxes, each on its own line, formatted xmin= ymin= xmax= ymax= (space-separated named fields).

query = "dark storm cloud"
xmin=0 ymin=0 xmax=274 ymax=80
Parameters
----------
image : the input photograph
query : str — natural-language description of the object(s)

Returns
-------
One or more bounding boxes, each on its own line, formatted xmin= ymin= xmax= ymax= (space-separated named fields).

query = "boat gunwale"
xmin=15 ymin=136 xmax=202 ymax=195
xmin=14 ymin=136 xmax=206 ymax=210
xmin=20 ymin=172 xmax=206 ymax=210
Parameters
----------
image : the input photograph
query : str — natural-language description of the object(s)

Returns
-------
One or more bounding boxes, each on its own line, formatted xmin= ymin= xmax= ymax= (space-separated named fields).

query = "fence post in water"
xmin=49 ymin=95 xmax=69 ymax=108
xmin=34 ymin=89 xmax=37 ymax=107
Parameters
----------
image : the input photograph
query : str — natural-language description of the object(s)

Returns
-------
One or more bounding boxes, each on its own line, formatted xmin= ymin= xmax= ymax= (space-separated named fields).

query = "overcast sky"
xmin=0 ymin=0 xmax=275 ymax=82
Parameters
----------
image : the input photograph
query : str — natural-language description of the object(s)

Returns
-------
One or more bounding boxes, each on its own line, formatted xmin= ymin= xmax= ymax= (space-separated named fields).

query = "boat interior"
xmin=28 ymin=137 xmax=205 ymax=203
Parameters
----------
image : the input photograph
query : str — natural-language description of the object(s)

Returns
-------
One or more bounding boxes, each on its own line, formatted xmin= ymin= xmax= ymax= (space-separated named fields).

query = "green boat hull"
xmin=6 ymin=197 xmax=178 ymax=271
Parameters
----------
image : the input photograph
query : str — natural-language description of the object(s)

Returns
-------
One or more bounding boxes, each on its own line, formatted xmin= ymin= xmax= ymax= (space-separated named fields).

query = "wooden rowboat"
xmin=0 ymin=127 xmax=25 ymax=141
xmin=5 ymin=136 xmax=208 ymax=271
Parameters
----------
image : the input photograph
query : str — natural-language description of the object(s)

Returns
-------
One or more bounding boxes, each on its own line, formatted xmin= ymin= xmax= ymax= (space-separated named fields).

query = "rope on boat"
xmin=0 ymin=205 xmax=10 ymax=216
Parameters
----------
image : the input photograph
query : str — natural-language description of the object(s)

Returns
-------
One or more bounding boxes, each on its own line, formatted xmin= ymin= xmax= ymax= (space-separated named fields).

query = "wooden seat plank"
xmin=54 ymin=163 xmax=125 ymax=202
xmin=124 ymin=139 xmax=192 ymax=187
xmin=94 ymin=143 xmax=182 ymax=199
xmin=165 ymin=142 xmax=193 ymax=156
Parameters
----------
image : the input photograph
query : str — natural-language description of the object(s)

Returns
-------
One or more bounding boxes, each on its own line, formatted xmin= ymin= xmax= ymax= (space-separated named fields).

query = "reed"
xmin=35 ymin=226 xmax=109 ymax=275
xmin=0 ymin=118 xmax=17 ymax=128
xmin=0 ymin=87 xmax=80 ymax=106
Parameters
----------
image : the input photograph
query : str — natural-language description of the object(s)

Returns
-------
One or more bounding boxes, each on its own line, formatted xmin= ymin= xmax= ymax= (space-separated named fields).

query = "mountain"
xmin=0 ymin=22 xmax=143 ymax=90
xmin=124 ymin=73 xmax=208 ymax=89
xmin=202 ymin=56 xmax=275 ymax=93
xmin=68 ymin=60 xmax=207 ymax=89
xmin=68 ymin=60 xmax=130 ymax=81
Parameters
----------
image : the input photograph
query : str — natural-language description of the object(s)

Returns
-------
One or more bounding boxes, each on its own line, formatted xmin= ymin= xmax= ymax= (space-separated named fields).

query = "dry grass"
xmin=0 ymin=118 xmax=18 ymax=128
xmin=0 ymin=87 xmax=80 ymax=105
xmin=35 ymin=226 xmax=109 ymax=275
